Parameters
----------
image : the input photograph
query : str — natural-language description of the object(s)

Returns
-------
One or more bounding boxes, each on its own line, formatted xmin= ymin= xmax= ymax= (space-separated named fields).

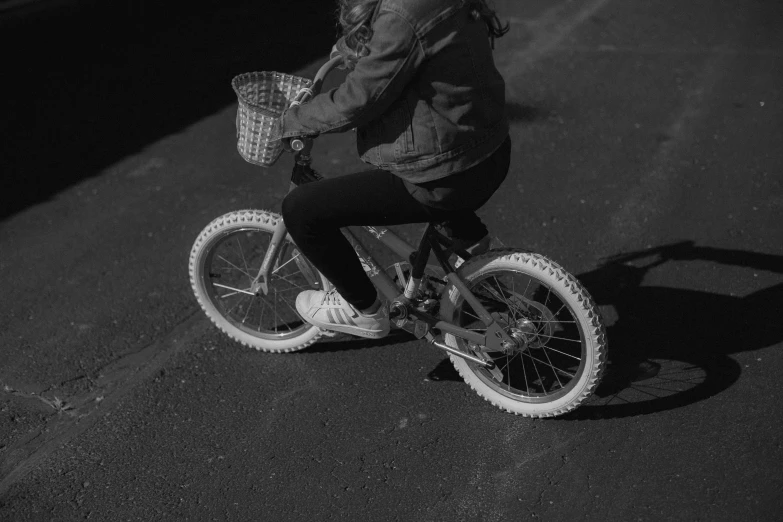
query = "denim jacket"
xmin=276 ymin=0 xmax=509 ymax=183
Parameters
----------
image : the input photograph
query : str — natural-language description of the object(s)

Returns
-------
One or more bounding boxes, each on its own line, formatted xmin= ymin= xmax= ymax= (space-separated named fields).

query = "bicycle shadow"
xmin=569 ymin=241 xmax=781 ymax=419
xmin=305 ymin=330 xmax=414 ymax=354
xmin=430 ymin=241 xmax=782 ymax=419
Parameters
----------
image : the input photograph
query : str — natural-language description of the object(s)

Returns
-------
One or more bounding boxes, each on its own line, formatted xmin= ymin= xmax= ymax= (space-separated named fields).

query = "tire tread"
xmin=188 ymin=209 xmax=324 ymax=353
xmin=443 ymin=249 xmax=607 ymax=417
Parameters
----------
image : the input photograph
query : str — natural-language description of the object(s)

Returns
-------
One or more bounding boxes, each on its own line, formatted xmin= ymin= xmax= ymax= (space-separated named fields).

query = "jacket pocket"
xmin=390 ymin=100 xmax=415 ymax=159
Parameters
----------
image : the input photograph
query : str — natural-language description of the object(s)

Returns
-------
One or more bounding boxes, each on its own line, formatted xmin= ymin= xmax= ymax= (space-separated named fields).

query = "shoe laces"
xmin=320 ymin=289 xmax=342 ymax=306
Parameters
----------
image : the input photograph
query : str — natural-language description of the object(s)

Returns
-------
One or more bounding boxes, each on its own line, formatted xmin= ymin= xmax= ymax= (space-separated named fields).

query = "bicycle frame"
xmin=253 ymin=158 xmax=519 ymax=368
xmin=249 ymin=56 xmax=520 ymax=368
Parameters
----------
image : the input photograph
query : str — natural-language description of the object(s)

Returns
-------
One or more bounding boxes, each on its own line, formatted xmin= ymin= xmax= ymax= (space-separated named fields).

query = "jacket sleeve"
xmin=276 ymin=10 xmax=424 ymax=139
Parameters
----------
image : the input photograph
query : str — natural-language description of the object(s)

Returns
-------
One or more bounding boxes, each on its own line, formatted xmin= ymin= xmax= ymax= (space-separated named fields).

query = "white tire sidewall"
xmin=189 ymin=210 xmax=326 ymax=352
xmin=442 ymin=252 xmax=603 ymax=417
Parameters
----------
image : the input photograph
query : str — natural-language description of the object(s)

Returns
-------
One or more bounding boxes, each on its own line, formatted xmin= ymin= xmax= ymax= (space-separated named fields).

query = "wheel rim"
xmin=456 ymin=270 xmax=587 ymax=402
xmin=199 ymin=227 xmax=320 ymax=340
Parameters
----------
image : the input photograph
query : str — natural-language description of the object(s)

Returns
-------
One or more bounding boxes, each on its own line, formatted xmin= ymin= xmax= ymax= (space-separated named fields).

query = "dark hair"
xmin=336 ymin=0 xmax=378 ymax=59
xmin=337 ymin=0 xmax=509 ymax=58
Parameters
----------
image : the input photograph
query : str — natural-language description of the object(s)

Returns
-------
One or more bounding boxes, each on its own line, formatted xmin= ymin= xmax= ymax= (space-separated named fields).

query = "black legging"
xmin=282 ymin=137 xmax=510 ymax=309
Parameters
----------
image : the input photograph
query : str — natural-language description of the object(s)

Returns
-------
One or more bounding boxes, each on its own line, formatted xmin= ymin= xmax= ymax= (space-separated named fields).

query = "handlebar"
xmin=289 ymin=138 xmax=308 ymax=152
xmin=288 ymin=55 xmax=345 ymax=152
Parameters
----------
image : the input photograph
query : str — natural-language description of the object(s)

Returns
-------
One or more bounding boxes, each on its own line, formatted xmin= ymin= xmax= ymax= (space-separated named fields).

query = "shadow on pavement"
xmin=305 ymin=330 xmax=413 ymax=354
xmin=570 ymin=241 xmax=782 ymax=419
xmin=0 ymin=0 xmax=336 ymax=220
xmin=505 ymin=101 xmax=551 ymax=124
xmin=423 ymin=241 xmax=782 ymax=419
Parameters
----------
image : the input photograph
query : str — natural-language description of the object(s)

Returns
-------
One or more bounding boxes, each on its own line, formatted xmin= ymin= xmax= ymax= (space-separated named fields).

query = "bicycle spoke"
xmin=464 ymin=272 xmax=569 ymax=396
xmin=542 ymin=285 xmax=552 ymax=313
xmin=217 ymin=255 xmax=254 ymax=280
xmin=241 ymin=292 xmax=254 ymax=324
xmin=542 ymin=346 xmax=564 ymax=389
xmin=213 ymin=283 xmax=255 ymax=297
xmin=534 ymin=319 xmax=576 ymax=325
xmin=272 ymin=272 xmax=310 ymax=290
xmin=274 ymin=289 xmax=279 ymax=333
xmin=430 ymin=247 xmax=610 ymax=412
xmin=522 ymin=351 xmax=576 ymax=379
xmin=272 ymin=252 xmax=301 ymax=274
xmin=461 ymin=308 xmax=483 ymax=323
xmin=280 ymin=294 xmax=302 ymax=321
xmin=255 ymin=291 xmax=284 ymax=326
xmin=491 ymin=276 xmax=516 ymax=313
xmin=520 ymin=350 xmax=530 ymax=394
xmin=257 ymin=298 xmax=265 ymax=332
xmin=193 ymin=216 xmax=328 ymax=346
xmin=528 ymin=350 xmax=546 ymax=392
xmin=479 ymin=279 xmax=514 ymax=312
xmin=223 ymin=294 xmax=248 ymax=316
xmin=496 ymin=351 xmax=519 ymax=374
xmin=537 ymin=333 xmax=583 ymax=345
xmin=506 ymin=354 xmax=513 ymax=394
xmin=489 ymin=352 xmax=513 ymax=390
xmin=277 ymin=280 xmax=308 ymax=293
xmin=541 ymin=345 xmax=582 ymax=360
xmin=549 ymin=301 xmax=569 ymax=322
xmin=235 ymin=238 xmax=252 ymax=280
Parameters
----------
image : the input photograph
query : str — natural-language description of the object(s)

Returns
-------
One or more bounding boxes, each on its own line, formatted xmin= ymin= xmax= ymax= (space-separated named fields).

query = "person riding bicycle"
xmin=275 ymin=0 xmax=510 ymax=339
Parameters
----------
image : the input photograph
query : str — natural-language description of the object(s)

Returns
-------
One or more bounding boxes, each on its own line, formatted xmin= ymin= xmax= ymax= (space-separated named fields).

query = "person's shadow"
xmin=427 ymin=241 xmax=782 ymax=419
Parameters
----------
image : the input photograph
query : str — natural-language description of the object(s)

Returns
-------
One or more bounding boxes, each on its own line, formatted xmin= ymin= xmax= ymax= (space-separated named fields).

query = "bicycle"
xmin=188 ymin=57 xmax=608 ymax=417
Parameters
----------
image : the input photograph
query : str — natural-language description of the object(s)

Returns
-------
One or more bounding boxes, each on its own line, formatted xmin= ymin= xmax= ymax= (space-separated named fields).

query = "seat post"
xmin=409 ymin=224 xmax=435 ymax=281
xmin=428 ymin=225 xmax=458 ymax=276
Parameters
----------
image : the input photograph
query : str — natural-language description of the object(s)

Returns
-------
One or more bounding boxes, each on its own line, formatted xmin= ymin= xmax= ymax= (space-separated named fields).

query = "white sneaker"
xmin=295 ymin=289 xmax=390 ymax=339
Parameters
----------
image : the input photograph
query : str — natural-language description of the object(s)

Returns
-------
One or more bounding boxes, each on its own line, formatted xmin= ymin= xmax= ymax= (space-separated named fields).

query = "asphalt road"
xmin=1 ymin=0 xmax=781 ymax=520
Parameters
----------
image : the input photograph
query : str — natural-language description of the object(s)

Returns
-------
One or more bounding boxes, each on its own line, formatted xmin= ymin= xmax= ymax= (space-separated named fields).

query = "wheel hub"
xmin=505 ymin=317 xmax=550 ymax=352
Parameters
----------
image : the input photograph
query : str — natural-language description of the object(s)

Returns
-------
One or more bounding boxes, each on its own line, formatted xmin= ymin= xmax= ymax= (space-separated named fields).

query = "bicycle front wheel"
xmin=189 ymin=209 xmax=330 ymax=352
xmin=440 ymin=250 xmax=607 ymax=417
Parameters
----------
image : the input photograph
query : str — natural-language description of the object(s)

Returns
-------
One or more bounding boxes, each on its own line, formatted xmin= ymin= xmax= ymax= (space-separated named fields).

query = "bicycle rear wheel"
xmin=189 ymin=210 xmax=330 ymax=352
xmin=440 ymin=250 xmax=607 ymax=417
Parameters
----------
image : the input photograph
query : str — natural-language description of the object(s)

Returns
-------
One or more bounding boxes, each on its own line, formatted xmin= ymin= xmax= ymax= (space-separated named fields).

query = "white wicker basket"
xmin=232 ymin=71 xmax=312 ymax=167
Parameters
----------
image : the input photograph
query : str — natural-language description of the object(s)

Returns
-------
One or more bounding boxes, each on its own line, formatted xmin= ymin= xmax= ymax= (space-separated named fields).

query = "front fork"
xmin=251 ymin=150 xmax=322 ymax=296
xmin=250 ymin=219 xmax=288 ymax=296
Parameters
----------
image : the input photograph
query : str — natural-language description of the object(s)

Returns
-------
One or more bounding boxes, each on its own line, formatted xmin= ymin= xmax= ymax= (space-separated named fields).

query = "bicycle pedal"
xmin=396 ymin=318 xmax=430 ymax=339
xmin=319 ymin=328 xmax=340 ymax=338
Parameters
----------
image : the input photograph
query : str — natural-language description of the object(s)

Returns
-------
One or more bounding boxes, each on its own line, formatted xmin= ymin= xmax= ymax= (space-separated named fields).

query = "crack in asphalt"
xmin=1 ymin=386 xmax=77 ymax=416
xmin=0 ymin=309 xmax=207 ymax=499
